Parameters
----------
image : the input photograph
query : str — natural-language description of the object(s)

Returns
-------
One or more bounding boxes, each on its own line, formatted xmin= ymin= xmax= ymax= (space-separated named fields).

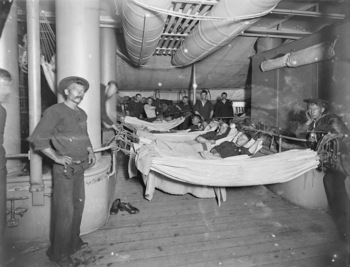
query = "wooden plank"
xmin=91 ymin=233 xmax=338 ymax=266
xmin=180 ymin=243 xmax=341 ymax=267
xmin=88 ymin=217 xmax=337 ymax=250
xmin=96 ymin=214 xmax=331 ymax=242
xmin=9 ymin=153 xmax=341 ymax=267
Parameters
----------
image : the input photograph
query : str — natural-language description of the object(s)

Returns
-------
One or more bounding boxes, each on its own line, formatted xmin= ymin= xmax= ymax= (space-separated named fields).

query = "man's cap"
xmin=303 ymin=98 xmax=328 ymax=107
xmin=58 ymin=76 xmax=89 ymax=93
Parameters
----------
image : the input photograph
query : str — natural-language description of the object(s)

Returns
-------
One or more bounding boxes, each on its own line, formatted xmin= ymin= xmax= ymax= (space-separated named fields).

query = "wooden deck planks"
xmin=9 ymin=152 xmax=345 ymax=267
xmin=82 ymin=153 xmax=343 ymax=266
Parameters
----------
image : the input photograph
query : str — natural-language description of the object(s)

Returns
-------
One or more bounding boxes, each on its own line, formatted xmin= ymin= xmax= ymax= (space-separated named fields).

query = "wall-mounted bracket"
xmin=7 ymin=196 xmax=29 ymax=228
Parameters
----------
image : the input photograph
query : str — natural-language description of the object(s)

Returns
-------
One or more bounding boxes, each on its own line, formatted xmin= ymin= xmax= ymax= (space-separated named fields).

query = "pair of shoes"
xmin=110 ymin=199 xmax=120 ymax=215
xmin=118 ymin=202 xmax=139 ymax=214
xmin=52 ymin=255 xmax=76 ymax=267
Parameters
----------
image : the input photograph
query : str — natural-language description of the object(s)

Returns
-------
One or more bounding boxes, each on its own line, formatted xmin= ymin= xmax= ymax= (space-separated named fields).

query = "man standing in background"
xmin=214 ymin=92 xmax=233 ymax=123
xmin=193 ymin=90 xmax=213 ymax=121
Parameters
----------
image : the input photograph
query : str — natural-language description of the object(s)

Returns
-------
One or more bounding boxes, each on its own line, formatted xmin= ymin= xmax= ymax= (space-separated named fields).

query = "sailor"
xmin=30 ymin=76 xmax=96 ymax=267
xmin=300 ymin=98 xmax=350 ymax=244
xmin=193 ymin=90 xmax=214 ymax=121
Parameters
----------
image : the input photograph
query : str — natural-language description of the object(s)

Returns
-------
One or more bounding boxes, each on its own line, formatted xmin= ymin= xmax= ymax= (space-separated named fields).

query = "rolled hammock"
xmin=260 ymin=41 xmax=336 ymax=72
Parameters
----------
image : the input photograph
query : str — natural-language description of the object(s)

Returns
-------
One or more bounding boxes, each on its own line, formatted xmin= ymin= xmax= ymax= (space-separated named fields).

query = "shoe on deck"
xmin=110 ymin=199 xmax=120 ymax=215
xmin=118 ymin=202 xmax=139 ymax=214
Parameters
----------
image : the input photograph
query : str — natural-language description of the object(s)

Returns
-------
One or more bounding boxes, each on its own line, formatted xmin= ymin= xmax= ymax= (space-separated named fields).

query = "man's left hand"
xmin=88 ymin=148 xmax=96 ymax=167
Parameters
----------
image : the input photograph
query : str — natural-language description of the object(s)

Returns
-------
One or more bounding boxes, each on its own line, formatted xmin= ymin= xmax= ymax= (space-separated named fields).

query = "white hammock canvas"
xmin=150 ymin=149 xmax=319 ymax=187
xmin=135 ymin=139 xmax=319 ymax=188
xmin=124 ymin=116 xmax=185 ymax=131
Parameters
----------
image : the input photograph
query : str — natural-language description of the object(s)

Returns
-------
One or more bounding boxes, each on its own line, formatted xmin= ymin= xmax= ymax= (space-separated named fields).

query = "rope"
xmin=104 ymin=124 xmax=139 ymax=158
xmin=132 ymin=0 xmax=278 ymax=22
xmin=39 ymin=6 xmax=56 ymax=62
xmin=316 ymin=133 xmax=341 ymax=170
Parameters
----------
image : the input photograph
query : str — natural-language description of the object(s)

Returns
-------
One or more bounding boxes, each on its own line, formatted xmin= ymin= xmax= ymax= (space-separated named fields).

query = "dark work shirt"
xmin=127 ymin=101 xmax=144 ymax=119
xmin=308 ymin=113 xmax=350 ymax=135
xmin=178 ymin=102 xmax=192 ymax=115
xmin=188 ymin=125 xmax=201 ymax=132
xmin=214 ymin=100 xmax=233 ymax=118
xmin=0 ymin=104 xmax=6 ymax=170
xmin=30 ymin=103 xmax=92 ymax=162
xmin=198 ymin=127 xmax=230 ymax=140
xmin=193 ymin=100 xmax=213 ymax=120
xmin=212 ymin=141 xmax=251 ymax=158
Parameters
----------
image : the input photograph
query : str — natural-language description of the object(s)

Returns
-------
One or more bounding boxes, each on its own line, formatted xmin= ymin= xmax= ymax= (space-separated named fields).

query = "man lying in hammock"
xmin=210 ymin=132 xmax=263 ymax=158
xmin=195 ymin=122 xmax=230 ymax=144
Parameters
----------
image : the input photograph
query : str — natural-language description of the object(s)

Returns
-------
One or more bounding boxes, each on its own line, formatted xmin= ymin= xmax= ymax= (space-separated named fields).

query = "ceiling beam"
xmin=171 ymin=0 xmax=217 ymax=5
xmin=282 ymin=0 xmax=344 ymax=2
xmin=271 ymin=8 xmax=346 ymax=19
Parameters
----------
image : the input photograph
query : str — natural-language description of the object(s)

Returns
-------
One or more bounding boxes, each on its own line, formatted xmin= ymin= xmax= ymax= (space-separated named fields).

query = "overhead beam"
xmin=282 ymin=0 xmax=344 ymax=2
xmin=271 ymin=8 xmax=346 ymax=19
xmin=240 ymin=32 xmax=301 ymax=40
xmin=171 ymin=0 xmax=218 ymax=5
xmin=245 ymin=27 xmax=311 ymax=36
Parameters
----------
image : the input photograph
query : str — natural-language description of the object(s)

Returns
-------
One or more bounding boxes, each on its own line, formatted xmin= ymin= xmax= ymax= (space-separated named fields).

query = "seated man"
xmin=210 ymin=132 xmax=262 ymax=158
xmin=144 ymin=97 xmax=157 ymax=120
xmin=196 ymin=122 xmax=230 ymax=144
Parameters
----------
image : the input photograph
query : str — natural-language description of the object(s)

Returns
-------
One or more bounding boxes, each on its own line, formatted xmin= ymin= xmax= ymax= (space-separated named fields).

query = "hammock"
xmin=135 ymin=140 xmax=319 ymax=187
xmin=124 ymin=116 xmax=185 ymax=131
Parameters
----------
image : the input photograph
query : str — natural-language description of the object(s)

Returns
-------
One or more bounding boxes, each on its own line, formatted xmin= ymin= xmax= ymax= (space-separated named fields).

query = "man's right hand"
xmin=55 ymin=155 xmax=73 ymax=168
xmin=40 ymin=148 xmax=73 ymax=168
xmin=305 ymin=111 xmax=313 ymax=125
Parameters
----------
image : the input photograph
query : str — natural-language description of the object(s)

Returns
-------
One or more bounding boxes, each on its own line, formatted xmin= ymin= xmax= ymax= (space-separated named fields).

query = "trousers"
xmin=324 ymin=169 xmax=350 ymax=242
xmin=47 ymin=163 xmax=85 ymax=261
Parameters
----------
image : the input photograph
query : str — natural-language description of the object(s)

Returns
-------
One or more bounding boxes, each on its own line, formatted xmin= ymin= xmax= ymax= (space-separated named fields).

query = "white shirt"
xmin=144 ymin=104 xmax=156 ymax=118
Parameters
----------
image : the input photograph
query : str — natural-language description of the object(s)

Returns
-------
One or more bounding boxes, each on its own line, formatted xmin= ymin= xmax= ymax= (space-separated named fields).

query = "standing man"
xmin=30 ymin=76 xmax=96 ymax=267
xmin=193 ymin=90 xmax=214 ymax=121
xmin=126 ymin=93 xmax=144 ymax=119
xmin=298 ymin=98 xmax=350 ymax=243
xmin=0 ymin=69 xmax=12 ymax=265
xmin=214 ymin=92 xmax=233 ymax=123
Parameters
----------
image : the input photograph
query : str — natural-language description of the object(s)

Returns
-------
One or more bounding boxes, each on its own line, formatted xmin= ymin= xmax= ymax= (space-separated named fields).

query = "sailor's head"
xmin=135 ymin=94 xmax=142 ymax=102
xmin=235 ymin=132 xmax=252 ymax=147
xmin=303 ymin=98 xmax=327 ymax=120
xmin=192 ymin=114 xmax=201 ymax=125
xmin=218 ymin=122 xmax=229 ymax=134
xmin=59 ymin=76 xmax=89 ymax=103
xmin=147 ymin=97 xmax=153 ymax=105
xmin=200 ymin=90 xmax=208 ymax=100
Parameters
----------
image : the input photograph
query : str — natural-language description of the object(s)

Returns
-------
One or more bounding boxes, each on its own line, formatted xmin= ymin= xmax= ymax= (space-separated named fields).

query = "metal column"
xmin=27 ymin=0 xmax=44 ymax=205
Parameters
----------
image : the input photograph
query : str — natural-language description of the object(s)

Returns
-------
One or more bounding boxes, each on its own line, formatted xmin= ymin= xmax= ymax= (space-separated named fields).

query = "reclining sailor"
xmin=210 ymin=132 xmax=263 ymax=158
xmin=195 ymin=122 xmax=230 ymax=144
